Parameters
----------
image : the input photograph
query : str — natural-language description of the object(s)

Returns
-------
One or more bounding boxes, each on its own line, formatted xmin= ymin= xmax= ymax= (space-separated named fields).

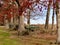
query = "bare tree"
xmin=56 ymin=0 xmax=60 ymax=44
xmin=45 ymin=1 xmax=51 ymax=29
xmin=51 ymin=0 xmax=55 ymax=29
xmin=27 ymin=9 xmax=30 ymax=25
xmin=52 ymin=10 xmax=54 ymax=29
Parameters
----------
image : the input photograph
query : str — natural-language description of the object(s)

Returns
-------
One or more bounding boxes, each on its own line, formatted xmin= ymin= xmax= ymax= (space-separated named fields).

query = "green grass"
xmin=0 ymin=27 xmax=58 ymax=45
xmin=0 ymin=29 xmax=24 ymax=45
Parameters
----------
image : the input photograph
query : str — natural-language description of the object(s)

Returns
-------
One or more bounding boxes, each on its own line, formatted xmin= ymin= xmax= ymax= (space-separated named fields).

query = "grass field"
xmin=0 ymin=26 xmax=58 ymax=45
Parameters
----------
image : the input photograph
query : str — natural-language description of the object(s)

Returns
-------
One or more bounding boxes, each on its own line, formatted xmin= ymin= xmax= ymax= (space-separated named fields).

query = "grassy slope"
xmin=0 ymin=26 xmax=58 ymax=45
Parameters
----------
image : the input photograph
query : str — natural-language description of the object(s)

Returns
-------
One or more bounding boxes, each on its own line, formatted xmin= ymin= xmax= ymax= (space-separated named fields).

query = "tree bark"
xmin=27 ymin=9 xmax=30 ymax=25
xmin=18 ymin=15 xmax=25 ymax=35
xmin=9 ymin=16 xmax=14 ymax=29
xmin=51 ymin=8 xmax=54 ymax=29
xmin=45 ymin=1 xmax=51 ymax=29
xmin=56 ymin=0 xmax=60 ymax=44
xmin=15 ymin=0 xmax=25 ymax=35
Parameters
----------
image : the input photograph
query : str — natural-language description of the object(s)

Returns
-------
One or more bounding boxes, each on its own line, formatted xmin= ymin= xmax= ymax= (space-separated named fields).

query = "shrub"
xmin=20 ymin=31 xmax=29 ymax=36
xmin=9 ymin=24 xmax=19 ymax=31
xmin=25 ymin=25 xmax=39 ymax=32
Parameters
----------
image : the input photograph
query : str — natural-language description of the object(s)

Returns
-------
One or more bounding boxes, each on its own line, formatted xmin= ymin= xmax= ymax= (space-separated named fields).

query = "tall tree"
xmin=15 ymin=0 xmax=25 ymax=35
xmin=56 ymin=0 xmax=60 ymax=44
xmin=4 ymin=14 xmax=9 ymax=29
xmin=51 ymin=0 xmax=55 ymax=29
xmin=27 ymin=9 xmax=30 ymax=25
xmin=45 ymin=0 xmax=51 ymax=29
xmin=52 ymin=9 xmax=54 ymax=29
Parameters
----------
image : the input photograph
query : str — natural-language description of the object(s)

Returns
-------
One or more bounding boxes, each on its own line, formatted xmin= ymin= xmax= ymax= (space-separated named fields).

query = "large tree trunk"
xmin=45 ymin=1 xmax=51 ymax=29
xmin=56 ymin=0 xmax=60 ymax=44
xmin=15 ymin=0 xmax=25 ymax=35
xmin=57 ymin=12 xmax=59 ymax=44
xmin=18 ymin=15 xmax=25 ymax=35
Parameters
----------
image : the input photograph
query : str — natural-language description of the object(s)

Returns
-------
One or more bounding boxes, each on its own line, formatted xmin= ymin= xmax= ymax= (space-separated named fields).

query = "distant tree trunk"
xmin=45 ymin=1 xmax=51 ymax=29
xmin=4 ymin=15 xmax=9 ymax=29
xmin=13 ymin=14 xmax=17 ymax=24
xmin=2 ymin=16 xmax=4 ymax=25
xmin=13 ymin=1 xmax=18 ymax=26
xmin=51 ymin=8 xmax=54 ymax=29
xmin=9 ymin=16 xmax=14 ymax=29
xmin=27 ymin=9 xmax=30 ymax=25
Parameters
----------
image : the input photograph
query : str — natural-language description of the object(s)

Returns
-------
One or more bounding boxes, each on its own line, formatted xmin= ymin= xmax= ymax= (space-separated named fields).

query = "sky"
xmin=24 ymin=3 xmax=56 ymax=24
xmin=30 ymin=9 xmax=56 ymax=24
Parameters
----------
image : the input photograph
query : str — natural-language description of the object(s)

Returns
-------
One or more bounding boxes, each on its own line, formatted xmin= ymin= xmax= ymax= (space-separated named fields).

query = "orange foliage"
xmin=0 ymin=0 xmax=59 ymax=22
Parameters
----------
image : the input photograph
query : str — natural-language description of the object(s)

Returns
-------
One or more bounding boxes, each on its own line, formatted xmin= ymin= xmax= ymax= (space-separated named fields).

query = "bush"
xmin=20 ymin=31 xmax=29 ymax=36
xmin=9 ymin=24 xmax=19 ymax=31
xmin=25 ymin=25 xmax=39 ymax=32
